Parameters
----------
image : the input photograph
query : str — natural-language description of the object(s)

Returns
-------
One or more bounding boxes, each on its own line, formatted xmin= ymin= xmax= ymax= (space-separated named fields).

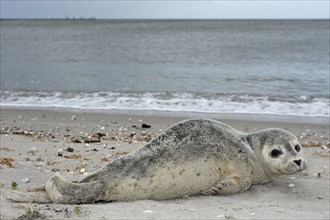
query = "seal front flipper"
xmin=5 ymin=189 xmax=52 ymax=203
xmin=202 ymin=175 xmax=251 ymax=195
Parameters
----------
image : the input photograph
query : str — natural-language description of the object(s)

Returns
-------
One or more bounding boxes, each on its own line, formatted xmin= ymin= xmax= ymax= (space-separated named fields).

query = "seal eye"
xmin=294 ymin=145 xmax=301 ymax=152
xmin=271 ymin=149 xmax=283 ymax=158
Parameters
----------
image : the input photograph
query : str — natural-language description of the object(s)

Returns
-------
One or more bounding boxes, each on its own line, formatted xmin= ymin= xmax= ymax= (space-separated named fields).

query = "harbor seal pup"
xmin=5 ymin=119 xmax=306 ymax=204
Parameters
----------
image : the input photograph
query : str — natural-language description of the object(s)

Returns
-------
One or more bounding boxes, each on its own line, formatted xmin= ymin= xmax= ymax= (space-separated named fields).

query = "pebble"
xmin=142 ymin=123 xmax=151 ymax=128
xmin=21 ymin=178 xmax=30 ymax=183
xmin=288 ymin=183 xmax=295 ymax=188
xmin=34 ymin=161 xmax=45 ymax=167
xmin=66 ymin=147 xmax=74 ymax=152
xmin=58 ymin=148 xmax=63 ymax=157
xmin=288 ymin=177 xmax=296 ymax=180
xmin=29 ymin=147 xmax=37 ymax=155
xmin=317 ymin=195 xmax=324 ymax=199
xmin=144 ymin=210 xmax=153 ymax=213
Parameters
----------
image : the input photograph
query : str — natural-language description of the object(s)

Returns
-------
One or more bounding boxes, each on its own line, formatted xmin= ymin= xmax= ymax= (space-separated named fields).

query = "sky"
xmin=1 ymin=1 xmax=329 ymax=19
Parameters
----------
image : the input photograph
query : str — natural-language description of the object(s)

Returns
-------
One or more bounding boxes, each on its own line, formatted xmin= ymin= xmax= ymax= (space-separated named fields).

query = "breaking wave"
xmin=0 ymin=90 xmax=329 ymax=117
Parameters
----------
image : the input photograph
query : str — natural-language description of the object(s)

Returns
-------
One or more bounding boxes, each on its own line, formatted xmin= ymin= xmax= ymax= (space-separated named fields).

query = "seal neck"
xmin=249 ymin=161 xmax=275 ymax=184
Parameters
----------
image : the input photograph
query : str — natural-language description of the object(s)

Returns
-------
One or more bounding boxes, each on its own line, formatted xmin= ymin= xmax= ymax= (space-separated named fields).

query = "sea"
xmin=1 ymin=19 xmax=329 ymax=120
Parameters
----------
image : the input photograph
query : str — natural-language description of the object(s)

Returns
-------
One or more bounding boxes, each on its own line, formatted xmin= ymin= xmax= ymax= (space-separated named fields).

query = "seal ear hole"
xmin=270 ymin=149 xmax=283 ymax=158
xmin=294 ymin=145 xmax=301 ymax=152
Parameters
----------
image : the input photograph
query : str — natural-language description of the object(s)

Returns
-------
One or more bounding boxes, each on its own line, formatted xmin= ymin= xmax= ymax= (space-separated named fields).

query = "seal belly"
xmin=106 ymin=158 xmax=224 ymax=201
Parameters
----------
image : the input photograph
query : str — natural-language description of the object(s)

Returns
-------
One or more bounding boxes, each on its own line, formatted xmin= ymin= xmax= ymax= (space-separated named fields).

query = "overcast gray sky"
xmin=1 ymin=1 xmax=329 ymax=19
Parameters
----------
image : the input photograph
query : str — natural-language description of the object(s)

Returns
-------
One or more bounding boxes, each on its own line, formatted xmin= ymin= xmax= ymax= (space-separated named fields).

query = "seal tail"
xmin=5 ymin=185 xmax=52 ymax=204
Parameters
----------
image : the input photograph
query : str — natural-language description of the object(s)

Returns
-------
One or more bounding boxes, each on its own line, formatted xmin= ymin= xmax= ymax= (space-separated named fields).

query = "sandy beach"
xmin=0 ymin=108 xmax=329 ymax=220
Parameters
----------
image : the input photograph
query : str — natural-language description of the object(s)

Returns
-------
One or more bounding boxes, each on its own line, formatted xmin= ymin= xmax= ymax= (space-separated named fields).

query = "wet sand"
xmin=0 ymin=108 xmax=329 ymax=219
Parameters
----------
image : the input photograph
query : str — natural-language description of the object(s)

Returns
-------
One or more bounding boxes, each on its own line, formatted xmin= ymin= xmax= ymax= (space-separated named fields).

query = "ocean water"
xmin=1 ymin=19 xmax=329 ymax=117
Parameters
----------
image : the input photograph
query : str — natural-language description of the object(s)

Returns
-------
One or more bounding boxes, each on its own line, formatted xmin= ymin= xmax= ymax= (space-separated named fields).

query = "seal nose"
xmin=294 ymin=159 xmax=301 ymax=166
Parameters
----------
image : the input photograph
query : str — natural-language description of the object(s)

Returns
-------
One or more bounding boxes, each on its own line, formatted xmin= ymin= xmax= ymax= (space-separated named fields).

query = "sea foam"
xmin=1 ymin=91 xmax=328 ymax=117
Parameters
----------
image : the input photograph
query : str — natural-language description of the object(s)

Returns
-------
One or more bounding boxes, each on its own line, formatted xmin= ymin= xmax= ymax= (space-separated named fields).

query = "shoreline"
xmin=1 ymin=106 xmax=328 ymax=125
xmin=0 ymin=108 xmax=329 ymax=219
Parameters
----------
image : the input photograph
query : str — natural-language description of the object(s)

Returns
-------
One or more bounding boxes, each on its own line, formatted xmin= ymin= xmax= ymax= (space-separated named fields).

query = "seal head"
xmin=248 ymin=128 xmax=307 ymax=181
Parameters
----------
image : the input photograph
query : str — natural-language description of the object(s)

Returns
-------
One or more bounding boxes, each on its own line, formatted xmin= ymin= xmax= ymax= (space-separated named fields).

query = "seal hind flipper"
xmin=5 ymin=174 xmax=105 ymax=204
xmin=27 ymin=184 xmax=46 ymax=192
xmin=46 ymin=173 xmax=104 ymax=204
xmin=5 ymin=189 xmax=52 ymax=203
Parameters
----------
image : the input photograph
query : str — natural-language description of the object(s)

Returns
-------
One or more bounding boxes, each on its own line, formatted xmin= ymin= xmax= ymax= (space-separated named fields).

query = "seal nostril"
xmin=294 ymin=159 xmax=301 ymax=166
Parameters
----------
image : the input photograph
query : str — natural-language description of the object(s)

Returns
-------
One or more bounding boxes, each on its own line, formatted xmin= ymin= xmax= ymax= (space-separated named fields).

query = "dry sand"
xmin=0 ymin=108 xmax=329 ymax=220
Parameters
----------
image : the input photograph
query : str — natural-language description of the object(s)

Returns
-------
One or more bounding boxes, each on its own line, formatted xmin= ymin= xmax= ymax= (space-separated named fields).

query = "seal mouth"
xmin=275 ymin=160 xmax=306 ymax=175
xmin=300 ymin=160 xmax=308 ymax=171
xmin=284 ymin=163 xmax=307 ymax=174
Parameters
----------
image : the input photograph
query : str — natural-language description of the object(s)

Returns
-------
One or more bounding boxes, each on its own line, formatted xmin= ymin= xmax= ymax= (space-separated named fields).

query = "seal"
xmin=5 ymin=119 xmax=307 ymax=204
